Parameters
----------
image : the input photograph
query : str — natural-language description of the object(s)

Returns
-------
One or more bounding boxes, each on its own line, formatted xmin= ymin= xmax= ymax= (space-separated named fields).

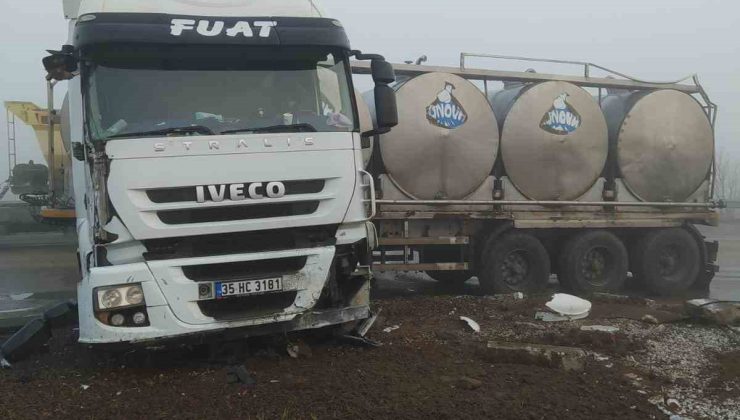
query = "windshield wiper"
xmin=106 ymin=125 xmax=215 ymax=140
xmin=220 ymin=123 xmax=317 ymax=135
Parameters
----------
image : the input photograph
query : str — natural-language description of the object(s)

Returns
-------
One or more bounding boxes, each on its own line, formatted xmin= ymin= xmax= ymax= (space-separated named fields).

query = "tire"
xmin=558 ymin=230 xmax=628 ymax=294
xmin=632 ymin=228 xmax=701 ymax=296
xmin=478 ymin=232 xmax=550 ymax=294
xmin=426 ymin=270 xmax=472 ymax=285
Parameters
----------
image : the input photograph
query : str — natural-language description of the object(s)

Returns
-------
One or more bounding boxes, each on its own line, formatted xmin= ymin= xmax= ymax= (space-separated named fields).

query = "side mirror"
xmin=374 ymin=84 xmax=398 ymax=130
xmin=371 ymin=60 xmax=395 ymax=84
xmin=353 ymin=51 xmax=399 ymax=136
xmin=42 ymin=45 xmax=77 ymax=81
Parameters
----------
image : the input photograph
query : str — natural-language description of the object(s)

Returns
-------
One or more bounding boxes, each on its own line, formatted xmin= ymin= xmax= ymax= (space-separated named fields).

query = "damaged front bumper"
xmin=77 ymin=244 xmax=371 ymax=347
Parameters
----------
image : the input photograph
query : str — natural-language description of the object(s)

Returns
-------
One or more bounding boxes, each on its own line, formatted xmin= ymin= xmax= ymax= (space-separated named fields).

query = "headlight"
xmin=126 ymin=286 xmax=144 ymax=306
xmin=100 ymin=289 xmax=122 ymax=309
xmin=95 ymin=284 xmax=145 ymax=311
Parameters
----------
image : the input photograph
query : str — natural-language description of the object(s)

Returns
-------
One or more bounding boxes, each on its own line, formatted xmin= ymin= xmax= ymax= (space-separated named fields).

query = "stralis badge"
xmin=426 ymin=83 xmax=468 ymax=129
xmin=540 ymin=93 xmax=581 ymax=135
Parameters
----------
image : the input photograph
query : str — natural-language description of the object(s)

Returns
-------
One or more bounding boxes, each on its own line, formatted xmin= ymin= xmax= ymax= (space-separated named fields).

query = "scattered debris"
xmin=459 ymin=316 xmax=481 ymax=333
xmin=485 ymin=341 xmax=587 ymax=372
xmin=337 ymin=334 xmax=381 ymax=348
xmin=80 ymin=384 xmax=90 ymax=391
xmin=641 ymin=314 xmax=660 ymax=325
xmin=226 ymin=365 xmax=256 ymax=387
xmin=666 ymin=398 xmax=682 ymax=413
xmin=592 ymin=293 xmax=631 ymax=302
xmin=536 ymin=294 xmax=591 ymax=322
xmin=355 ymin=309 xmax=381 ymax=337
xmin=649 ymin=395 xmax=684 ymax=417
xmin=513 ymin=292 xmax=524 ymax=300
xmin=686 ymin=299 xmax=740 ymax=326
xmin=286 ymin=341 xmax=312 ymax=359
xmin=535 ymin=311 xmax=587 ymax=322
xmin=547 ymin=294 xmax=592 ymax=316
xmin=580 ymin=325 xmax=620 ymax=333
xmin=383 ymin=325 xmax=400 ymax=333
xmin=0 ymin=317 xmax=51 ymax=363
xmin=0 ymin=356 xmax=10 ymax=369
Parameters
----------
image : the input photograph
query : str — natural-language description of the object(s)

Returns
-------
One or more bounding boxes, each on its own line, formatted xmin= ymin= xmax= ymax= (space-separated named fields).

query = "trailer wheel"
xmin=426 ymin=270 xmax=472 ymax=285
xmin=632 ymin=228 xmax=701 ymax=296
xmin=479 ymin=232 xmax=550 ymax=294
xmin=558 ymin=230 xmax=628 ymax=294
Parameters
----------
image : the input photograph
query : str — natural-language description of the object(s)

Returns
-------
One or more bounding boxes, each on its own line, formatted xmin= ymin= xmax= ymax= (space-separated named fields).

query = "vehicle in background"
xmin=2 ymin=102 xmax=76 ymax=225
xmin=42 ymin=0 xmax=397 ymax=347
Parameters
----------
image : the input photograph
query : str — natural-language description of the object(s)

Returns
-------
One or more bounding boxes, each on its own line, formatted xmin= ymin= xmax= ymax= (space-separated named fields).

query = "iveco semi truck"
xmin=44 ymin=0 xmax=397 ymax=346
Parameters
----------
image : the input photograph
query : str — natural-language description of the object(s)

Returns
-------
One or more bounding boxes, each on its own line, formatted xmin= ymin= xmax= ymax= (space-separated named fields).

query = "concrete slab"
xmin=485 ymin=341 xmax=587 ymax=372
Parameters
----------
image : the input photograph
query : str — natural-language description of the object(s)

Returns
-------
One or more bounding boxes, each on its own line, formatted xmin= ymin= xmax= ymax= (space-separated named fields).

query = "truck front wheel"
xmin=632 ymin=228 xmax=701 ymax=296
xmin=478 ymin=232 xmax=550 ymax=294
xmin=558 ymin=230 xmax=628 ymax=294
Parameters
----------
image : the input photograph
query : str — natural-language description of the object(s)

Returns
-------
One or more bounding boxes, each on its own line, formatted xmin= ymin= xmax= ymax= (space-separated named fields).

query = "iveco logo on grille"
xmin=196 ymin=182 xmax=286 ymax=203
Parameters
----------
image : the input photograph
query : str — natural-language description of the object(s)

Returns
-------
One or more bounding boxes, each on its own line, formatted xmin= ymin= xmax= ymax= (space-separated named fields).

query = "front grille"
xmin=143 ymin=225 xmax=338 ymax=260
xmin=198 ymin=292 xmax=298 ymax=321
xmin=157 ymin=201 xmax=319 ymax=225
xmin=182 ymin=257 xmax=307 ymax=283
xmin=147 ymin=180 xmax=325 ymax=204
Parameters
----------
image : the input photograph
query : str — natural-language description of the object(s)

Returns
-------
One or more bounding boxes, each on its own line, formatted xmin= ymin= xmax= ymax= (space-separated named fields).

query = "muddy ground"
xmin=1 ymin=281 xmax=738 ymax=420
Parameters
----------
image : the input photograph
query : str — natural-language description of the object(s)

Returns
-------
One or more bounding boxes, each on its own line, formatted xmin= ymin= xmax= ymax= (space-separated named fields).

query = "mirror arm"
xmin=351 ymin=50 xmax=386 ymax=62
xmin=361 ymin=128 xmax=391 ymax=138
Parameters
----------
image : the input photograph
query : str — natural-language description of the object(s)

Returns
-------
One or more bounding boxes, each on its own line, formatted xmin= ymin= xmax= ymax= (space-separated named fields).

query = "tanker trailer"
xmin=355 ymin=55 xmax=720 ymax=297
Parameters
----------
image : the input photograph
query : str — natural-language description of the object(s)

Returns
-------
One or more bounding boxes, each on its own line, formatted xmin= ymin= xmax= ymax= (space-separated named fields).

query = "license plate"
xmin=215 ymin=278 xmax=283 ymax=299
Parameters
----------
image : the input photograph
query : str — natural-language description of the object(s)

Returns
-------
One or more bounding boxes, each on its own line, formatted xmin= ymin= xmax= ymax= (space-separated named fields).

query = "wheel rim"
xmin=579 ymin=246 xmax=612 ymax=286
xmin=500 ymin=250 xmax=530 ymax=286
xmin=658 ymin=245 xmax=682 ymax=277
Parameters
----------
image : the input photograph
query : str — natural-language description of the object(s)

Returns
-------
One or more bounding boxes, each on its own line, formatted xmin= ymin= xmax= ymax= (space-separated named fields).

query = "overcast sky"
xmin=0 ymin=0 xmax=738 ymax=179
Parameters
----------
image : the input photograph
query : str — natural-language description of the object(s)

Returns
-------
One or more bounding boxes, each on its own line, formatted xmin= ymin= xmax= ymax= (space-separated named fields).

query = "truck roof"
xmin=67 ymin=0 xmax=326 ymax=19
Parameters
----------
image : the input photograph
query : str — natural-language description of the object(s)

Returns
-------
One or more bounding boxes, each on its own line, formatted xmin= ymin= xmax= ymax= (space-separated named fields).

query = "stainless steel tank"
xmin=375 ymin=72 xmax=499 ymax=200
xmin=489 ymin=81 xmax=609 ymax=201
xmin=601 ymin=89 xmax=714 ymax=202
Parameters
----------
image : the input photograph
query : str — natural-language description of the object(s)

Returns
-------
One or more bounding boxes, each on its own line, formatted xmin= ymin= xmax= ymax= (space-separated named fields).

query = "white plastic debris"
xmin=0 ymin=357 xmax=11 ymax=369
xmin=546 ymin=294 xmax=592 ymax=317
xmin=382 ymin=325 xmax=400 ymax=333
xmin=81 ymin=384 xmax=90 ymax=391
xmin=580 ymin=325 xmax=620 ymax=333
xmin=460 ymin=317 xmax=481 ymax=333
xmin=513 ymin=292 xmax=524 ymax=300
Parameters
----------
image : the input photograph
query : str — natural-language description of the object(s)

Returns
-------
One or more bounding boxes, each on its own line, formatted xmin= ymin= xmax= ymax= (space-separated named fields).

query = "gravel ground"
xmin=1 ymin=287 xmax=738 ymax=420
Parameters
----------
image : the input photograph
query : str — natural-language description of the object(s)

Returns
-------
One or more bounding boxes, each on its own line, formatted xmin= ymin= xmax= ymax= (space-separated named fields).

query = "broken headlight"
xmin=95 ymin=284 xmax=145 ymax=311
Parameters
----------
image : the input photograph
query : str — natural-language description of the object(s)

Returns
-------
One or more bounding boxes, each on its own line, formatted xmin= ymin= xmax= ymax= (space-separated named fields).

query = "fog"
xmin=0 ymin=0 xmax=738 ymax=181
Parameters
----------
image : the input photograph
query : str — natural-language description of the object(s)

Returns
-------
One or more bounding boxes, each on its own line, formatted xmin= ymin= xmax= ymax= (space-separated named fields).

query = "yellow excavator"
xmin=3 ymin=100 xmax=75 ymax=224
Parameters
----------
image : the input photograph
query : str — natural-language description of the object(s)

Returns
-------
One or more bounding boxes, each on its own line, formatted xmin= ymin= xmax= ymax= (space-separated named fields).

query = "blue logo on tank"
xmin=426 ymin=83 xmax=468 ymax=129
xmin=540 ymin=93 xmax=582 ymax=135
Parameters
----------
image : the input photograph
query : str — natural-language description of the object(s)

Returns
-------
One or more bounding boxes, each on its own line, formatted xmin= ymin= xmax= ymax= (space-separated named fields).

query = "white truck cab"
xmin=48 ymin=0 xmax=397 ymax=346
